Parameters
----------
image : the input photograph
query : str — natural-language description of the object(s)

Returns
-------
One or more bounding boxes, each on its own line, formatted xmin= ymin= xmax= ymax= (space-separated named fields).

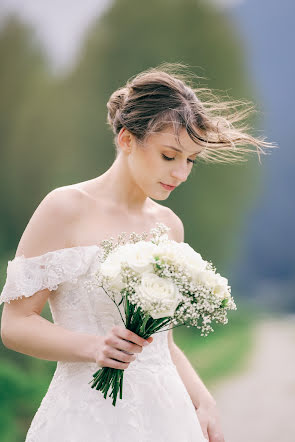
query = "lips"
xmin=160 ymin=182 xmax=176 ymax=190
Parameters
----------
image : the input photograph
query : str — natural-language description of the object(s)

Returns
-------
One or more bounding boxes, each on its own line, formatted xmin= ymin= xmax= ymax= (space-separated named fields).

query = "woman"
xmin=0 ymin=63 xmax=275 ymax=441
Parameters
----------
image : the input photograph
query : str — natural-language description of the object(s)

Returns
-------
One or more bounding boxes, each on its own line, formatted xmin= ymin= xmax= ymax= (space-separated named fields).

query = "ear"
xmin=117 ymin=127 xmax=134 ymax=154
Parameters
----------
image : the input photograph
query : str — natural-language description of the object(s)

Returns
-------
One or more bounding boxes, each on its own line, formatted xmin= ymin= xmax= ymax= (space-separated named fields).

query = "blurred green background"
xmin=0 ymin=0 xmax=293 ymax=441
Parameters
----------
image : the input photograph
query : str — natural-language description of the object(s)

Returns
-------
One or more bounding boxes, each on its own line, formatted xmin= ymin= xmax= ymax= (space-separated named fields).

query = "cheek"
xmin=133 ymin=151 xmax=164 ymax=179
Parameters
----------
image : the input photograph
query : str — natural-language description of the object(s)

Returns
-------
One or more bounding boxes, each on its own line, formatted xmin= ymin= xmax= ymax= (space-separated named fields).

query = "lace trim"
xmin=0 ymin=246 xmax=101 ymax=305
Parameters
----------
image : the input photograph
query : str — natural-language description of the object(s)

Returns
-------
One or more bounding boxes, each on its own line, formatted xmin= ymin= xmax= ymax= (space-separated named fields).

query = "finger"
xmin=106 ymin=334 xmax=140 ymax=354
xmin=201 ymin=427 xmax=209 ymax=441
xmin=120 ymin=349 xmax=134 ymax=355
xmin=104 ymin=357 xmax=130 ymax=370
xmin=208 ymin=430 xmax=225 ymax=442
xmin=106 ymin=347 xmax=136 ymax=363
xmin=207 ymin=422 xmax=225 ymax=441
xmin=114 ymin=326 xmax=150 ymax=348
xmin=118 ymin=337 xmax=144 ymax=354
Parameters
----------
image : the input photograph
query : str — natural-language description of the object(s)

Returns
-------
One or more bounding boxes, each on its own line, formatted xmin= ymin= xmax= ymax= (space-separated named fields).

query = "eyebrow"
xmin=162 ymin=144 xmax=202 ymax=155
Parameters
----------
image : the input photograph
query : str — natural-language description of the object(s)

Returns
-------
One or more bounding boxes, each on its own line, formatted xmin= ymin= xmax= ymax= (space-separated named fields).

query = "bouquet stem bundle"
xmin=89 ymin=292 xmax=171 ymax=406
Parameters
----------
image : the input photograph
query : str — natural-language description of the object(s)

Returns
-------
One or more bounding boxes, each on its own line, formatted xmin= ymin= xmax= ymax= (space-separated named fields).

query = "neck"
xmin=92 ymin=154 xmax=150 ymax=213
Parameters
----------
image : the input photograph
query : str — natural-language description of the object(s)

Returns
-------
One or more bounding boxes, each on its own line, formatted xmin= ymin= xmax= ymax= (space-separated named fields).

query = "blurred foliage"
xmin=0 ymin=0 xmax=266 ymax=440
xmin=0 ymin=359 xmax=55 ymax=442
xmin=0 ymin=17 xmax=51 ymax=251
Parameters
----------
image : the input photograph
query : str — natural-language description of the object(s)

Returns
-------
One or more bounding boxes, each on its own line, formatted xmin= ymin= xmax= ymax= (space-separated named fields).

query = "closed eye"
xmin=162 ymin=154 xmax=196 ymax=165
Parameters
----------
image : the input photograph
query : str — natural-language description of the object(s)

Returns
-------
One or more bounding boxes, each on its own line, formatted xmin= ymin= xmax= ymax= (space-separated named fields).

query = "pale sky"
xmin=0 ymin=0 xmax=112 ymax=74
xmin=0 ymin=0 xmax=243 ymax=74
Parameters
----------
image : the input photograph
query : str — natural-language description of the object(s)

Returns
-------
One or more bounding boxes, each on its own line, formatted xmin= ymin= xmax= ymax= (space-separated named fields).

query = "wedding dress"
xmin=0 ymin=244 xmax=207 ymax=442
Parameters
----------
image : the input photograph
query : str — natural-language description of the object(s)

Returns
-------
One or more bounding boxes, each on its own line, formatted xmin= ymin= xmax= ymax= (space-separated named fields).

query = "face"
xmin=118 ymin=125 xmax=203 ymax=201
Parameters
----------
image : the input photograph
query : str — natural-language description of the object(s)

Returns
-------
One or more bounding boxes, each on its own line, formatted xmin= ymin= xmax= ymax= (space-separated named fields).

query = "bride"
xmin=0 ymin=63 xmax=274 ymax=442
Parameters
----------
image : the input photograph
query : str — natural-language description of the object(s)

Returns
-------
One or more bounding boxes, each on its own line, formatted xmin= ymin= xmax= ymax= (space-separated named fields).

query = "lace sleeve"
xmin=0 ymin=246 xmax=100 ymax=305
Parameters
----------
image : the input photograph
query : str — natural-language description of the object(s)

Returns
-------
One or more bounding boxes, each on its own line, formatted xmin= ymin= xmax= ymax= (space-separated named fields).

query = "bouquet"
xmin=85 ymin=223 xmax=237 ymax=406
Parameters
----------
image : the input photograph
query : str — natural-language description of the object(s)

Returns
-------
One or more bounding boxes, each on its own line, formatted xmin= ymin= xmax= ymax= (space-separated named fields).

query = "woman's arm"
xmin=1 ymin=295 xmax=99 ymax=363
xmin=169 ymin=342 xmax=225 ymax=442
xmin=169 ymin=341 xmax=216 ymax=408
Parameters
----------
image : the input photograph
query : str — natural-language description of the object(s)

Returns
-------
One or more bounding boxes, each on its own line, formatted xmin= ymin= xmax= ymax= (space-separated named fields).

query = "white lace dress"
xmin=0 ymin=245 xmax=207 ymax=442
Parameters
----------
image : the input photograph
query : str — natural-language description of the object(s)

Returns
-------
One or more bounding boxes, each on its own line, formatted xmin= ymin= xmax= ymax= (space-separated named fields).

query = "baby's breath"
xmin=97 ymin=222 xmax=170 ymax=260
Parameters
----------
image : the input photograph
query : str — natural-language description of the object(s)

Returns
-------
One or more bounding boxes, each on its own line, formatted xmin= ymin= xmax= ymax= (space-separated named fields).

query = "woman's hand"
xmin=94 ymin=325 xmax=153 ymax=370
xmin=195 ymin=400 xmax=225 ymax=442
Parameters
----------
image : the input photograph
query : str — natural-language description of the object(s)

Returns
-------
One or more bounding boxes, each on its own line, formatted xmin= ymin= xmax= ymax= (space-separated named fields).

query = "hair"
xmin=106 ymin=62 xmax=278 ymax=164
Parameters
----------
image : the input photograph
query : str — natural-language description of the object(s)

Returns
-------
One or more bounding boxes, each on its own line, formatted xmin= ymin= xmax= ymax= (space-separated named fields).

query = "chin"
xmin=143 ymin=182 xmax=171 ymax=201
xmin=149 ymin=191 xmax=170 ymax=201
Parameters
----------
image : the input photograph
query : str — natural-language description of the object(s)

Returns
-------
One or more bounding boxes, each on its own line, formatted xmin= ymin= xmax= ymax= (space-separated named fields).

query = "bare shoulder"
xmin=48 ymin=185 xmax=87 ymax=214
xmin=150 ymin=201 xmax=184 ymax=243
xmin=15 ymin=186 xmax=85 ymax=258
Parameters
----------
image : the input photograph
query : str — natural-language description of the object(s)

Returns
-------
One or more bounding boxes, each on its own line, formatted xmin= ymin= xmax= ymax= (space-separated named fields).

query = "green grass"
xmin=0 ymin=359 xmax=56 ymax=442
xmin=173 ymin=299 xmax=263 ymax=388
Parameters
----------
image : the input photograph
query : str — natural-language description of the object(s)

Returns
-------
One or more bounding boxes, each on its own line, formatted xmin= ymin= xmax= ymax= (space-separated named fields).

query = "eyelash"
xmin=161 ymin=154 xmax=196 ymax=165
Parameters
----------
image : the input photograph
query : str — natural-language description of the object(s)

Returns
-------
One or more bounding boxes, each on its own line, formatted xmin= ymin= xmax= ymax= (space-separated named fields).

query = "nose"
xmin=171 ymin=163 xmax=189 ymax=183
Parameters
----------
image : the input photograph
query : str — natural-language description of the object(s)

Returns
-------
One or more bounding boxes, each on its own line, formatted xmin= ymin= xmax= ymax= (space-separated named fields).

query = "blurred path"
xmin=210 ymin=316 xmax=295 ymax=442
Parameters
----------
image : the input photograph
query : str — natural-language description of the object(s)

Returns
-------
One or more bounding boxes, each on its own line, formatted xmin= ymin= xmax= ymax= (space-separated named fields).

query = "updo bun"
xmin=106 ymin=62 xmax=276 ymax=163
xmin=106 ymin=87 xmax=129 ymax=135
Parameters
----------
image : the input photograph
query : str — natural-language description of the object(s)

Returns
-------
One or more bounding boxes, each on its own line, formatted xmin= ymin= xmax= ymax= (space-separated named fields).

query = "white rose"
xmin=156 ymin=241 xmax=207 ymax=279
xmin=196 ymin=270 xmax=229 ymax=299
xmin=213 ymin=274 xmax=230 ymax=300
xmin=176 ymin=242 xmax=207 ymax=278
xmin=123 ymin=241 xmax=158 ymax=274
xmin=195 ymin=269 xmax=216 ymax=286
xmin=155 ymin=240 xmax=185 ymax=265
xmin=100 ymin=250 xmax=125 ymax=291
xmin=136 ymin=273 xmax=181 ymax=319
